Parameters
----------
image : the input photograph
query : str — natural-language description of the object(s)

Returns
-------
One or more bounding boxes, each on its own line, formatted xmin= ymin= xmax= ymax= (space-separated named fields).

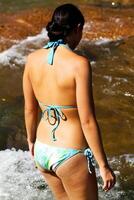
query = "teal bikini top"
xmin=39 ymin=39 xmax=76 ymax=141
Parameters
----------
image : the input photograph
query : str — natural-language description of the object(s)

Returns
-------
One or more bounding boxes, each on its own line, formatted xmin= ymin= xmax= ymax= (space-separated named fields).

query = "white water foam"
xmin=124 ymin=92 xmax=134 ymax=98
xmin=83 ymin=22 xmax=124 ymax=46
xmin=0 ymin=149 xmax=133 ymax=200
xmin=0 ymin=29 xmax=48 ymax=68
xmin=0 ymin=23 xmax=124 ymax=68
xmin=0 ymin=149 xmax=53 ymax=200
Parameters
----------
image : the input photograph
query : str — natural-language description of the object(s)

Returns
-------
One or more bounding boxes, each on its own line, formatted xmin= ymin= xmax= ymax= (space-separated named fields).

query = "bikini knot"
xmin=38 ymin=101 xmax=76 ymax=142
xmin=43 ymin=39 xmax=65 ymax=65
xmin=41 ymin=105 xmax=66 ymax=141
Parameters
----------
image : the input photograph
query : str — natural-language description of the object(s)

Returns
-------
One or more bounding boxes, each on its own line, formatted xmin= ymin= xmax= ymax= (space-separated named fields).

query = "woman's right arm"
xmin=75 ymin=57 xmax=116 ymax=191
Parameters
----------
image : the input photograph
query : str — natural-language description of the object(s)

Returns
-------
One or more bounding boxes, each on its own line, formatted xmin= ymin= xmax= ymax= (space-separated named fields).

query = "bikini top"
xmin=38 ymin=39 xmax=77 ymax=141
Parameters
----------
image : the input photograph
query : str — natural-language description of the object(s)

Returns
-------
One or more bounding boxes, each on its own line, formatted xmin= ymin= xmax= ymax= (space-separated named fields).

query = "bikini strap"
xmin=43 ymin=39 xmax=70 ymax=65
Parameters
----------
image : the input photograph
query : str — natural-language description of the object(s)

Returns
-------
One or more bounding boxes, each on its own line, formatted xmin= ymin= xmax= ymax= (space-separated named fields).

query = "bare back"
xmin=28 ymin=45 xmax=88 ymax=148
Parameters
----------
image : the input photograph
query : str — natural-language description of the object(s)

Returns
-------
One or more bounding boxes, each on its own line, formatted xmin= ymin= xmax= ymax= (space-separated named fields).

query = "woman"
xmin=23 ymin=3 xmax=115 ymax=200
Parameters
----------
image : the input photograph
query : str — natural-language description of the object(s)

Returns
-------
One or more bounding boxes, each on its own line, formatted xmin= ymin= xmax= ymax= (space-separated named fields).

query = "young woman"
xmin=23 ymin=3 xmax=116 ymax=200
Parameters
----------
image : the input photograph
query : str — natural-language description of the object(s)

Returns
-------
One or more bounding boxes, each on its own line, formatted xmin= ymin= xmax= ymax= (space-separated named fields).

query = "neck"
xmin=47 ymin=38 xmax=75 ymax=51
xmin=64 ymin=38 xmax=78 ymax=50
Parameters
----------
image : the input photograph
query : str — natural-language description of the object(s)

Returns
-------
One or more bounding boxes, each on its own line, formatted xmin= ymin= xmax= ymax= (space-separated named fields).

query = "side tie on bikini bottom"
xmin=84 ymin=148 xmax=95 ymax=174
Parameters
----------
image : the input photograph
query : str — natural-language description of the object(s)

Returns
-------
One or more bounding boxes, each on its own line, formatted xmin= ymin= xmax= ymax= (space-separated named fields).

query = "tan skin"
xmin=23 ymin=24 xmax=116 ymax=200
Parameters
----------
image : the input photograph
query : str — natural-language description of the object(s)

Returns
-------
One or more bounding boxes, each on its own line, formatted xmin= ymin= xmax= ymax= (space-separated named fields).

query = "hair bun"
xmin=46 ymin=4 xmax=85 ymax=41
xmin=46 ymin=21 xmax=61 ymax=32
xmin=46 ymin=20 xmax=71 ymax=40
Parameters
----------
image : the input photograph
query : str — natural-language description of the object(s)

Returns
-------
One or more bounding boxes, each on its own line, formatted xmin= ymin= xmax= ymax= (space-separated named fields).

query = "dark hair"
xmin=46 ymin=4 xmax=85 ymax=41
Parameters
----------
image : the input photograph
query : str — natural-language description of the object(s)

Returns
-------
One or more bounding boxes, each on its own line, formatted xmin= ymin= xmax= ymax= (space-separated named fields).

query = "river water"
xmin=0 ymin=0 xmax=134 ymax=200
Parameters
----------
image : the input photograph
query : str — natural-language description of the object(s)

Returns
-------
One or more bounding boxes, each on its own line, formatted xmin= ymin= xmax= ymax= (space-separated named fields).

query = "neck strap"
xmin=43 ymin=39 xmax=70 ymax=65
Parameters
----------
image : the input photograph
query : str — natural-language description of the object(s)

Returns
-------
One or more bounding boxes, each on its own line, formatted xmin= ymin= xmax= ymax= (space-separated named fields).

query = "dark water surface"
xmin=0 ymin=0 xmax=134 ymax=13
xmin=0 ymin=0 xmax=134 ymax=199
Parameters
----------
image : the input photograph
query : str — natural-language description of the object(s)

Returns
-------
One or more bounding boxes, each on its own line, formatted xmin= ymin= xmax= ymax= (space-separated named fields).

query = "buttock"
xmin=34 ymin=139 xmax=95 ymax=173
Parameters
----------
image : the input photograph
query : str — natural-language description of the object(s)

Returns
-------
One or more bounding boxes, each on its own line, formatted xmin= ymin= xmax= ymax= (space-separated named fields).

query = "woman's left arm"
xmin=23 ymin=55 xmax=39 ymax=157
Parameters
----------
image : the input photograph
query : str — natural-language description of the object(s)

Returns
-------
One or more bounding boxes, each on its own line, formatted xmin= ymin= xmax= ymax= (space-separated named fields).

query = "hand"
xmin=99 ymin=165 xmax=116 ymax=192
xmin=27 ymin=140 xmax=35 ymax=158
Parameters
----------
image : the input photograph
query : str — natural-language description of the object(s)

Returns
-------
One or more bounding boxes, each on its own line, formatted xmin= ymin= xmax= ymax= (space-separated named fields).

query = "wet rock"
xmin=0 ymin=8 xmax=52 ymax=51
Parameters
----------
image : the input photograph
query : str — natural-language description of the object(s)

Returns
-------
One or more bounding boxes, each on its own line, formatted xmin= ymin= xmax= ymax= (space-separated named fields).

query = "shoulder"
xmin=73 ymin=55 xmax=92 ymax=78
xmin=26 ymin=49 xmax=44 ymax=61
xmin=25 ymin=49 xmax=44 ymax=68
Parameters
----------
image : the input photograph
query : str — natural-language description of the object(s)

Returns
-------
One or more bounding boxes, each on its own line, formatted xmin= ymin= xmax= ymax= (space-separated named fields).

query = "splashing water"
xmin=0 ymin=29 xmax=48 ymax=68
xmin=0 ymin=149 xmax=53 ymax=200
xmin=0 ymin=149 xmax=133 ymax=200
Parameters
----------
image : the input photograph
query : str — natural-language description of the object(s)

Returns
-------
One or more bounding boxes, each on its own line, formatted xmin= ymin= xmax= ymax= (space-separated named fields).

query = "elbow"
xmin=81 ymin=119 xmax=90 ymax=127
xmin=81 ymin=117 xmax=97 ymax=130
xmin=81 ymin=119 xmax=90 ymax=130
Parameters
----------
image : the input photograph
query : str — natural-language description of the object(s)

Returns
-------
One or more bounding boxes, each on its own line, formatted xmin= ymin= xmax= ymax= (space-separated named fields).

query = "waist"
xmin=36 ymin=124 xmax=88 ymax=149
xmin=38 ymin=117 xmax=84 ymax=137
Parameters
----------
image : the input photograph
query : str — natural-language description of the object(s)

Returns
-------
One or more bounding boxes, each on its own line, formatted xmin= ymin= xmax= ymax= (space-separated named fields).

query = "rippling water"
xmin=0 ymin=0 xmax=134 ymax=199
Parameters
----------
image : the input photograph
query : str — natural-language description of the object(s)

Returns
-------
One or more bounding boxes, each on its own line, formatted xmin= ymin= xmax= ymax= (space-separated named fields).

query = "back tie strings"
xmin=43 ymin=39 xmax=68 ymax=65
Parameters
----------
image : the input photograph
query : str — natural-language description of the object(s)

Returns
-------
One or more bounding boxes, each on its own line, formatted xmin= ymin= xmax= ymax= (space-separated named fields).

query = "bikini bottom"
xmin=34 ymin=139 xmax=95 ymax=173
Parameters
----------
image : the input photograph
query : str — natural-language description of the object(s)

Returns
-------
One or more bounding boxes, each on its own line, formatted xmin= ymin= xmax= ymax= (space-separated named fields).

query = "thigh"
xmin=56 ymin=153 xmax=98 ymax=200
xmin=37 ymin=164 xmax=69 ymax=200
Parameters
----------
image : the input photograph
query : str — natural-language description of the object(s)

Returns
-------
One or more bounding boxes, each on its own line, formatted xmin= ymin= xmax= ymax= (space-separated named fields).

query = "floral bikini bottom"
xmin=34 ymin=139 xmax=95 ymax=173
